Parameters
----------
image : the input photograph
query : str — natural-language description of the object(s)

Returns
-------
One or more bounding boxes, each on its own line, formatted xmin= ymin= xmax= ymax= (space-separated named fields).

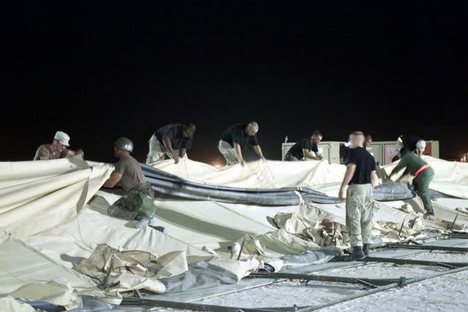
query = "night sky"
xmin=2 ymin=1 xmax=467 ymax=163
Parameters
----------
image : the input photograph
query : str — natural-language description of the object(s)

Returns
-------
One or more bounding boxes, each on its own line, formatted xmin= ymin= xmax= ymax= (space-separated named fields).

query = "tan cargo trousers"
xmin=218 ymin=140 xmax=239 ymax=165
xmin=346 ymin=184 xmax=375 ymax=248
xmin=146 ymin=134 xmax=187 ymax=165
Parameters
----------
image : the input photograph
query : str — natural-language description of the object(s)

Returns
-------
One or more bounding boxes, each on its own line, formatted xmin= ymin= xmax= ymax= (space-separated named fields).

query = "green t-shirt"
xmin=391 ymin=152 xmax=428 ymax=176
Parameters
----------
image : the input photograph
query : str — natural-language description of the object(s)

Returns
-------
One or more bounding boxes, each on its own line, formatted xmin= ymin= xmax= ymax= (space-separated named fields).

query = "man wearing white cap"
xmin=33 ymin=131 xmax=84 ymax=160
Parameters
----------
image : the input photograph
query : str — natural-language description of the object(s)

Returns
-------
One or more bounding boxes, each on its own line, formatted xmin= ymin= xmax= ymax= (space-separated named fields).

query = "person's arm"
xmin=389 ymin=155 xmax=408 ymax=178
xmin=253 ymin=145 xmax=266 ymax=161
xmin=311 ymin=144 xmax=323 ymax=160
xmin=34 ymin=146 xmax=50 ymax=160
xmin=179 ymin=148 xmax=187 ymax=158
xmin=63 ymin=149 xmax=84 ymax=158
xmin=370 ymin=170 xmax=378 ymax=189
xmin=233 ymin=142 xmax=246 ymax=166
xmin=103 ymin=172 xmax=122 ymax=188
xmin=304 ymin=149 xmax=322 ymax=160
xmin=339 ymin=163 xmax=356 ymax=199
xmin=162 ymin=135 xmax=179 ymax=163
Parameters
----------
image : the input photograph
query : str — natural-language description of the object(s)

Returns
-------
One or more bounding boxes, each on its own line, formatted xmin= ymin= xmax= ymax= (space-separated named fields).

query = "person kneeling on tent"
xmin=33 ymin=130 xmax=84 ymax=161
xmin=103 ymin=137 xmax=158 ymax=228
xmin=387 ymin=140 xmax=435 ymax=217
xmin=146 ymin=123 xmax=196 ymax=165
xmin=284 ymin=130 xmax=323 ymax=161
xmin=218 ymin=121 xmax=266 ymax=166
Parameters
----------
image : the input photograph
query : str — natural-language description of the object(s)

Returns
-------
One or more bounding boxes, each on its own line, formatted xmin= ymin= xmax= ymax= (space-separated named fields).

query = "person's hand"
xmin=317 ymin=155 xmax=323 ymax=160
xmin=260 ymin=156 xmax=266 ymax=162
xmin=240 ymin=159 xmax=246 ymax=167
xmin=338 ymin=187 xmax=346 ymax=200
xmin=173 ymin=155 xmax=180 ymax=164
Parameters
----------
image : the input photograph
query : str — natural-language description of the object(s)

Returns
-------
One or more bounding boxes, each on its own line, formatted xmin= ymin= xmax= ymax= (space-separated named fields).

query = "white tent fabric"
xmin=153 ymin=158 xmax=346 ymax=188
xmin=1 ymin=156 xmax=467 ymax=309
xmin=0 ymin=296 xmax=36 ymax=312
xmin=153 ymin=156 xmax=468 ymax=199
xmin=0 ymin=158 xmax=113 ymax=237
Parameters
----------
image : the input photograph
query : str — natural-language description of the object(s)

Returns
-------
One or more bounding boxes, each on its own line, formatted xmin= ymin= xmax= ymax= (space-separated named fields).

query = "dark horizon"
xmin=1 ymin=1 xmax=467 ymax=164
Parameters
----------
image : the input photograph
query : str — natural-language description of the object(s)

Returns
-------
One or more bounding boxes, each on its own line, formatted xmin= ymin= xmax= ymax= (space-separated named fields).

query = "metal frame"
xmin=450 ymin=232 xmax=468 ymax=239
xmin=385 ymin=243 xmax=468 ymax=252
xmin=119 ymin=239 xmax=468 ymax=312
xmin=332 ymin=255 xmax=468 ymax=268
xmin=249 ymin=272 xmax=407 ymax=288
xmin=363 ymin=256 xmax=468 ymax=268
xmin=121 ymin=298 xmax=302 ymax=312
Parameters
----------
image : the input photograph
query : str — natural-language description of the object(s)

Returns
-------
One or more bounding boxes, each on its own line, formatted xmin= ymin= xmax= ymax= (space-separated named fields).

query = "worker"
xmin=146 ymin=123 xmax=196 ymax=165
xmin=392 ymin=134 xmax=421 ymax=162
xmin=218 ymin=121 xmax=266 ymax=166
xmin=284 ymin=131 xmax=323 ymax=161
xmin=388 ymin=140 xmax=434 ymax=216
xmin=103 ymin=137 xmax=157 ymax=228
xmin=415 ymin=139 xmax=426 ymax=156
xmin=339 ymin=131 xmax=378 ymax=261
xmin=33 ymin=131 xmax=84 ymax=160
xmin=364 ymin=134 xmax=374 ymax=157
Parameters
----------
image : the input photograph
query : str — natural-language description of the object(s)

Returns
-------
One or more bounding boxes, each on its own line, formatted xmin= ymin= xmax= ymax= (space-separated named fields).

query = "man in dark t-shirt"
xmin=285 ymin=131 xmax=323 ymax=161
xmin=339 ymin=131 xmax=378 ymax=261
xmin=146 ymin=123 xmax=196 ymax=165
xmin=218 ymin=121 xmax=266 ymax=166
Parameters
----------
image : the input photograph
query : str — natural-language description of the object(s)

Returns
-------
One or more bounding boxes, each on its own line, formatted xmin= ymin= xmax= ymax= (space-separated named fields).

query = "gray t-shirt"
xmin=114 ymin=155 xmax=145 ymax=191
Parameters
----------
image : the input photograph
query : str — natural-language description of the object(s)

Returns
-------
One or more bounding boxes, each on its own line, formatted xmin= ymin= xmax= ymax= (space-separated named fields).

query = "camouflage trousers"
xmin=108 ymin=182 xmax=157 ymax=221
xmin=284 ymin=153 xmax=300 ymax=161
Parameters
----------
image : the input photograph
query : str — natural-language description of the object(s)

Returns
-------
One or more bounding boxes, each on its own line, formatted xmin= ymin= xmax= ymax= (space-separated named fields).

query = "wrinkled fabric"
xmin=73 ymin=244 xmax=167 ymax=294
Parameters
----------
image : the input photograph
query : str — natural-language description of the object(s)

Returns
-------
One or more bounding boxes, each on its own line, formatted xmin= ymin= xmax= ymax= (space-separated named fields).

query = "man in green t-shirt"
xmin=103 ymin=137 xmax=158 ymax=228
xmin=388 ymin=145 xmax=435 ymax=216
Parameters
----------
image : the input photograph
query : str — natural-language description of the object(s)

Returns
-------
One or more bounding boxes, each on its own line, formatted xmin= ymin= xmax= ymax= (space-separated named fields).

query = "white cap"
xmin=416 ymin=140 xmax=426 ymax=151
xmin=54 ymin=131 xmax=70 ymax=147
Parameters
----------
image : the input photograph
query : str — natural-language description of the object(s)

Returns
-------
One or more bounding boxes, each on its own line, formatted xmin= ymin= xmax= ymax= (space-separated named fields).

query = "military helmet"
xmin=114 ymin=137 xmax=134 ymax=152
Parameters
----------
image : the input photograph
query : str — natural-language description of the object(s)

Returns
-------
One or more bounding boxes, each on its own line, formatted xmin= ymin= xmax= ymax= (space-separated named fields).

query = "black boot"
xmin=346 ymin=246 xmax=366 ymax=261
xmin=363 ymin=244 xmax=370 ymax=257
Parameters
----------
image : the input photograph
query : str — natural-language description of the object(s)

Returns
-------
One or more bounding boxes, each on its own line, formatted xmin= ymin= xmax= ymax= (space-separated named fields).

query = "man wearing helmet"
xmin=103 ymin=137 xmax=158 ymax=228
xmin=33 ymin=131 xmax=84 ymax=160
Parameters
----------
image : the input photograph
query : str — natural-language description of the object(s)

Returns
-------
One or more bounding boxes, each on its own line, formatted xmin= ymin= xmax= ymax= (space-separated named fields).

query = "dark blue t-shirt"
xmin=287 ymin=138 xmax=318 ymax=159
xmin=156 ymin=123 xmax=193 ymax=150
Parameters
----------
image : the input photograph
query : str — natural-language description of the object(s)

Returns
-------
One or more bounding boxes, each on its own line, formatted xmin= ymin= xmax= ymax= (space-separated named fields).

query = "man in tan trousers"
xmin=339 ymin=131 xmax=378 ymax=260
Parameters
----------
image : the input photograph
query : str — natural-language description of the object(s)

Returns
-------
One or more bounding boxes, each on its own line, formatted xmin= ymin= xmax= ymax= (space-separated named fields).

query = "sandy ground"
xmin=149 ymin=251 xmax=468 ymax=312
xmin=149 ymin=270 xmax=468 ymax=312
xmin=318 ymin=270 xmax=468 ymax=312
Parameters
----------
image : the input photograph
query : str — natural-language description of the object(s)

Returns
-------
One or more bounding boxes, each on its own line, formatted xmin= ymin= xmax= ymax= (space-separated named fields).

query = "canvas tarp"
xmin=151 ymin=156 xmax=468 ymax=199
xmin=1 ymin=156 xmax=468 ymax=309
xmin=0 ymin=158 xmax=114 ymax=237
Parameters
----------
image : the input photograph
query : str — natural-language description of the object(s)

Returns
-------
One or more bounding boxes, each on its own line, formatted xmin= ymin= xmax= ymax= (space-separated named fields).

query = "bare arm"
xmin=339 ymin=164 xmax=356 ymax=199
xmin=163 ymin=135 xmax=179 ymax=163
xmin=233 ymin=143 xmax=245 ymax=164
xmin=371 ymin=170 xmax=378 ymax=189
xmin=303 ymin=149 xmax=321 ymax=160
xmin=179 ymin=148 xmax=187 ymax=158
xmin=253 ymin=145 xmax=265 ymax=160
xmin=102 ymin=172 xmax=122 ymax=188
